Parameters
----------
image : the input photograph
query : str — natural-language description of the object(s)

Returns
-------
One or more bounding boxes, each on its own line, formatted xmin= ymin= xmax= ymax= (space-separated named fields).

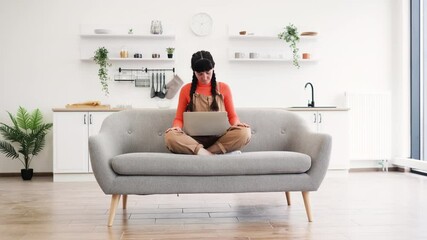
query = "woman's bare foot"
xmin=197 ymin=148 xmax=213 ymax=155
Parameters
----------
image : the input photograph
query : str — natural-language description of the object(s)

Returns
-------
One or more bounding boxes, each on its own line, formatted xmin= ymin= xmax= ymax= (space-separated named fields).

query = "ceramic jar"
xmin=150 ymin=20 xmax=163 ymax=34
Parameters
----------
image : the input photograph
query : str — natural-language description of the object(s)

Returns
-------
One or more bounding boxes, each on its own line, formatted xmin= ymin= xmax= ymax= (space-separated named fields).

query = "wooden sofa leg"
xmin=122 ymin=194 xmax=128 ymax=209
xmin=301 ymin=191 xmax=313 ymax=222
xmin=285 ymin=192 xmax=291 ymax=205
xmin=108 ymin=194 xmax=121 ymax=227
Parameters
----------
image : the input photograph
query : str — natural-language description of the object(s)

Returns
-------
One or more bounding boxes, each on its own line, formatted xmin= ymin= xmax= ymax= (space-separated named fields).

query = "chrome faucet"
xmin=304 ymin=82 xmax=315 ymax=107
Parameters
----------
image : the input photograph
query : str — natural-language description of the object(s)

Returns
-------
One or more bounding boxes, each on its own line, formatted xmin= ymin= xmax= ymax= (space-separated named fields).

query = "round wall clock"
xmin=190 ymin=12 xmax=213 ymax=36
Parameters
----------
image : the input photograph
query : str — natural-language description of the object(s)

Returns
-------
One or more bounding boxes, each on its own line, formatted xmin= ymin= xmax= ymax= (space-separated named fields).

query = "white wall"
xmin=0 ymin=0 xmax=410 ymax=173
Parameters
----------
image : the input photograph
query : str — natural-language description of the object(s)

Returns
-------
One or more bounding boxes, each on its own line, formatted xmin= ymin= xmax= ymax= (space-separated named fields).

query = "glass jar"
xmin=150 ymin=20 xmax=163 ymax=34
xmin=120 ymin=46 xmax=128 ymax=58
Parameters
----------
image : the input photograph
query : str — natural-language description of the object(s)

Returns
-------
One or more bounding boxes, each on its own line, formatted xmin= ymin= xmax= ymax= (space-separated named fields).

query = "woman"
xmin=165 ymin=50 xmax=251 ymax=155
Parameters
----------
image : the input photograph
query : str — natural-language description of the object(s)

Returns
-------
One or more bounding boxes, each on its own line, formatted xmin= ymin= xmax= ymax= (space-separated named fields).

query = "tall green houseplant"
xmin=0 ymin=107 xmax=53 ymax=180
xmin=278 ymin=23 xmax=300 ymax=68
xmin=93 ymin=47 xmax=112 ymax=96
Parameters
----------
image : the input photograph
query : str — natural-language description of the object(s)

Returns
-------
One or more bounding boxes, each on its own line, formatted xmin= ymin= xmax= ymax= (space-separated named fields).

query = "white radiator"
xmin=346 ymin=92 xmax=392 ymax=161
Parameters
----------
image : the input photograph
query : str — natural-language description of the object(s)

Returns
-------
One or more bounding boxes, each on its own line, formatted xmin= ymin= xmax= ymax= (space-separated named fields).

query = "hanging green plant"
xmin=278 ymin=23 xmax=300 ymax=68
xmin=93 ymin=47 xmax=112 ymax=95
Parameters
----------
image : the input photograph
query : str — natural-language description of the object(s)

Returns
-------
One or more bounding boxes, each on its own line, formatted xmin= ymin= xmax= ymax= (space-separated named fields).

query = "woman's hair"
xmin=186 ymin=50 xmax=219 ymax=112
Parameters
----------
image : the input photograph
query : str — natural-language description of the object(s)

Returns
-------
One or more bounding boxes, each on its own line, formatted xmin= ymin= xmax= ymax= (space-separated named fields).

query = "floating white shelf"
xmin=81 ymin=58 xmax=174 ymax=62
xmin=229 ymin=58 xmax=317 ymax=62
xmin=228 ymin=35 xmax=318 ymax=40
xmin=81 ymin=34 xmax=175 ymax=39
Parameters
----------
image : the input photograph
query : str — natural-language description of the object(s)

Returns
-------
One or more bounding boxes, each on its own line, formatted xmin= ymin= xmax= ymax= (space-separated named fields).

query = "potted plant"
xmin=0 ymin=107 xmax=53 ymax=180
xmin=93 ymin=47 xmax=112 ymax=95
xmin=166 ymin=47 xmax=175 ymax=59
xmin=278 ymin=23 xmax=300 ymax=68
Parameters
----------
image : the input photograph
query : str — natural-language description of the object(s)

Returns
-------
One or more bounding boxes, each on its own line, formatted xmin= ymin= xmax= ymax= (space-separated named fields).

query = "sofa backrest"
xmin=99 ymin=108 xmax=309 ymax=153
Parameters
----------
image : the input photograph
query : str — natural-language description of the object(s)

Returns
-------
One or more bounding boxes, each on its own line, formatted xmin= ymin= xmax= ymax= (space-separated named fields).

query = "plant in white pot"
xmin=0 ymin=107 xmax=53 ymax=180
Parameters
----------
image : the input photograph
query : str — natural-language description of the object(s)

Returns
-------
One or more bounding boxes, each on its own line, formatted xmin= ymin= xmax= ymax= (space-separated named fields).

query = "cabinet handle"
xmin=313 ymin=113 xmax=317 ymax=123
xmin=319 ymin=113 xmax=322 ymax=123
xmin=89 ymin=114 xmax=93 ymax=125
xmin=83 ymin=114 xmax=87 ymax=125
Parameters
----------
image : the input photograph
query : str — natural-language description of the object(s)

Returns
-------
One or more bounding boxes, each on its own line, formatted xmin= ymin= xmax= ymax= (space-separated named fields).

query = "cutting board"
xmin=65 ymin=104 xmax=111 ymax=109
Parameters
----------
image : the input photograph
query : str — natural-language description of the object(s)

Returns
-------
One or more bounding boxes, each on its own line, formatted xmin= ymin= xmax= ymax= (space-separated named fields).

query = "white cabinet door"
xmin=87 ymin=112 xmax=113 ymax=172
xmin=316 ymin=111 xmax=349 ymax=170
xmin=292 ymin=111 xmax=349 ymax=170
xmin=294 ymin=111 xmax=318 ymax=132
xmin=53 ymin=112 xmax=89 ymax=173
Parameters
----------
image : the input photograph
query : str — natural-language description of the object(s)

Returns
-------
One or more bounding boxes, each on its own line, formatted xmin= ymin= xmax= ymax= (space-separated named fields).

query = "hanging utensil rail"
xmin=115 ymin=67 xmax=175 ymax=88
xmin=118 ymin=67 xmax=175 ymax=74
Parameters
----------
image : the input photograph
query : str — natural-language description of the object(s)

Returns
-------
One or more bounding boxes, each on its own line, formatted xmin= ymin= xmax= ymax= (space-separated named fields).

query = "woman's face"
xmin=194 ymin=69 xmax=213 ymax=85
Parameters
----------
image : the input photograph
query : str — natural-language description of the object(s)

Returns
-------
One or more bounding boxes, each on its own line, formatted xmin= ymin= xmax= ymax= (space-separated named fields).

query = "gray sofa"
xmin=89 ymin=108 xmax=331 ymax=226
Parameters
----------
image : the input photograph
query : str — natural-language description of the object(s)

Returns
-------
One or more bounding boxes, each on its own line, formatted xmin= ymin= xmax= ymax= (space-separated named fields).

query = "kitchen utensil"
xmin=150 ymin=73 xmax=155 ymax=98
xmin=157 ymin=72 xmax=166 ymax=99
xmin=156 ymin=72 xmax=159 ymax=96
xmin=163 ymin=72 xmax=167 ymax=95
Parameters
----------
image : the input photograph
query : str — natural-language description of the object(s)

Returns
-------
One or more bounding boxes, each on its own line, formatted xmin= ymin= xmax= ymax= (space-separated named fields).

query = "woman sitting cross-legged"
xmin=164 ymin=50 xmax=251 ymax=155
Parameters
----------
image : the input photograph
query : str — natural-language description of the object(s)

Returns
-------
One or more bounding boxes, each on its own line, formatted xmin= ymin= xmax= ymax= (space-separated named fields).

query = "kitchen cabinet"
xmin=53 ymin=110 xmax=118 ymax=181
xmin=288 ymin=109 xmax=349 ymax=170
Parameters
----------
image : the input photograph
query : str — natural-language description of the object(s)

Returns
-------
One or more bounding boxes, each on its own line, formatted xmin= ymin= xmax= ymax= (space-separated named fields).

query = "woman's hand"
xmin=165 ymin=127 xmax=183 ymax=133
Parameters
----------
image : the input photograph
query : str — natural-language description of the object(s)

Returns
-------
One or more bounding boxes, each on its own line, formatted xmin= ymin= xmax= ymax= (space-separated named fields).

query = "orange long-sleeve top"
xmin=172 ymin=81 xmax=240 ymax=128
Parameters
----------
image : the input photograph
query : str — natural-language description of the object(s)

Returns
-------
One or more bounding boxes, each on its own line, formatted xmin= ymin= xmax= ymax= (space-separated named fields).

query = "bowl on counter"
xmin=94 ymin=29 xmax=111 ymax=34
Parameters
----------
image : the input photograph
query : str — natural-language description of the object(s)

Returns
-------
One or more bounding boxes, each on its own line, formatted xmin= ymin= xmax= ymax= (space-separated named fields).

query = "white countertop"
xmin=286 ymin=107 xmax=350 ymax=111
xmin=52 ymin=108 xmax=123 ymax=112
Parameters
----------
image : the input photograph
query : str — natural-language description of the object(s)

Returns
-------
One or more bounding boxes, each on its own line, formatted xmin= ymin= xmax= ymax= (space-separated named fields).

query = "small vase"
xmin=21 ymin=168 xmax=33 ymax=181
xmin=150 ymin=20 xmax=163 ymax=34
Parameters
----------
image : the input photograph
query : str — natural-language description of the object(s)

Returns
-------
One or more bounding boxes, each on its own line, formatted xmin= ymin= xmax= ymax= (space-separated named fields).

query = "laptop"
xmin=183 ymin=112 xmax=230 ymax=136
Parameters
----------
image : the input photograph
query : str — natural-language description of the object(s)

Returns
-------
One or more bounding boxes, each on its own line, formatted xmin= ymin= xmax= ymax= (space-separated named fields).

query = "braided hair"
xmin=186 ymin=50 xmax=219 ymax=112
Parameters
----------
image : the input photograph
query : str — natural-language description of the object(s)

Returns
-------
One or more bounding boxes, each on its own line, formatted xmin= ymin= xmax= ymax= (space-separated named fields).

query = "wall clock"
xmin=190 ymin=12 xmax=213 ymax=36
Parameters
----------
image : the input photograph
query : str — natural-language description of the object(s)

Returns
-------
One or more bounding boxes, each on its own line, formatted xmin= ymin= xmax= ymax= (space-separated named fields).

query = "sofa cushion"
xmin=111 ymin=151 xmax=311 ymax=176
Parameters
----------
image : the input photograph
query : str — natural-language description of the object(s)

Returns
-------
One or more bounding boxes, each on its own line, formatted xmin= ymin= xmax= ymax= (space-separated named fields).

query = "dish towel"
xmin=165 ymin=74 xmax=184 ymax=99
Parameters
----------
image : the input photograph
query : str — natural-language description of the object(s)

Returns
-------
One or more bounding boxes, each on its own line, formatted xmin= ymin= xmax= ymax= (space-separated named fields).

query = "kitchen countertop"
xmin=52 ymin=107 xmax=350 ymax=112
xmin=52 ymin=108 xmax=124 ymax=112
xmin=286 ymin=107 xmax=350 ymax=111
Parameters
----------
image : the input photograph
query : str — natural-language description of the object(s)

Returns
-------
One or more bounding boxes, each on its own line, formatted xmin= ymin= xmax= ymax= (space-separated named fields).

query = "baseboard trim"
xmin=349 ymin=167 xmax=400 ymax=172
xmin=0 ymin=172 xmax=53 ymax=177
xmin=392 ymin=158 xmax=427 ymax=172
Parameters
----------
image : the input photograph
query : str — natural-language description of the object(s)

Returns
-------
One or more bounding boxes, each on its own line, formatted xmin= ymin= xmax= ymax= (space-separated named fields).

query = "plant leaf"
xmin=7 ymin=111 xmax=19 ymax=130
xmin=0 ymin=124 xmax=25 ymax=142
xmin=16 ymin=106 xmax=30 ymax=131
xmin=32 ymin=135 xmax=46 ymax=156
xmin=0 ymin=141 xmax=19 ymax=159
xmin=29 ymin=109 xmax=43 ymax=130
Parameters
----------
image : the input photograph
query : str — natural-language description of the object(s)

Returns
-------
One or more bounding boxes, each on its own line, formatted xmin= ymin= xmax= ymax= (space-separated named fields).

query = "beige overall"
xmin=165 ymin=92 xmax=251 ymax=154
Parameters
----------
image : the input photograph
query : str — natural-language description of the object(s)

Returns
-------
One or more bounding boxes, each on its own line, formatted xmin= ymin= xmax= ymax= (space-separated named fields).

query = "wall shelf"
xmin=81 ymin=58 xmax=174 ymax=62
xmin=228 ymin=29 xmax=319 ymax=64
xmin=79 ymin=25 xmax=176 ymax=62
xmin=81 ymin=34 xmax=175 ymax=39
xmin=229 ymin=34 xmax=318 ymax=40
xmin=229 ymin=58 xmax=318 ymax=62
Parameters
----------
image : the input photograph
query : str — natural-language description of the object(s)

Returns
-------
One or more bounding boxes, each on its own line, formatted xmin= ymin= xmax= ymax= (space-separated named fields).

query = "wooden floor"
xmin=0 ymin=171 xmax=426 ymax=240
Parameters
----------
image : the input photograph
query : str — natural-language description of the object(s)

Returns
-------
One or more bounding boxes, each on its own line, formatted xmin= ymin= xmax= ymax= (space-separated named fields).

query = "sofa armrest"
xmin=89 ymin=132 xmax=124 ymax=194
xmin=288 ymin=131 xmax=332 ymax=190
